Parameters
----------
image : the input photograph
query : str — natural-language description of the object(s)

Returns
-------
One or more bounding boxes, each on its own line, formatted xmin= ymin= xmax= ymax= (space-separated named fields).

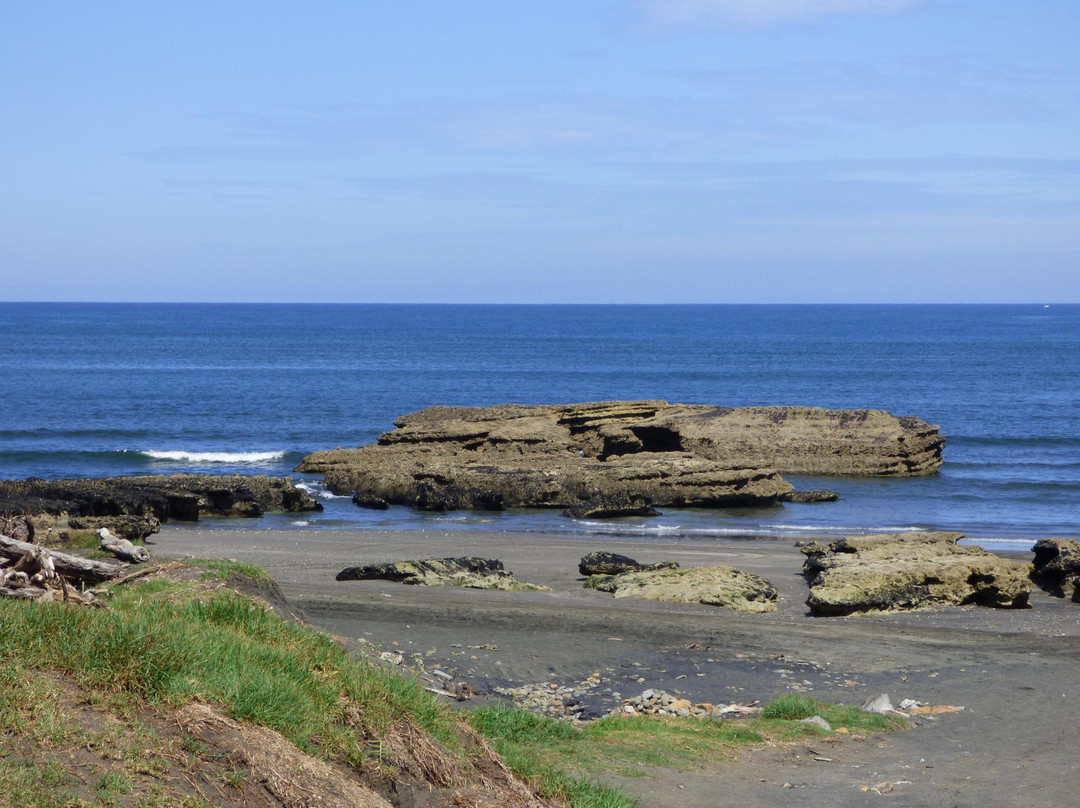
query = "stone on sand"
xmin=335 ymin=556 xmax=550 ymax=592
xmin=802 ymin=532 xmax=1031 ymax=615
xmin=585 ymin=564 xmax=779 ymax=613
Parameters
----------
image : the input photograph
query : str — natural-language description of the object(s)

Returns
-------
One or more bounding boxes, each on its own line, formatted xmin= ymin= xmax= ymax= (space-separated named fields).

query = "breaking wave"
xmin=139 ymin=450 xmax=287 ymax=464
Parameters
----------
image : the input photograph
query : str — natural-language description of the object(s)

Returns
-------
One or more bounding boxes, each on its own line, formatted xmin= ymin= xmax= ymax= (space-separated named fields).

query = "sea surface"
xmin=2 ymin=303 xmax=1078 ymax=551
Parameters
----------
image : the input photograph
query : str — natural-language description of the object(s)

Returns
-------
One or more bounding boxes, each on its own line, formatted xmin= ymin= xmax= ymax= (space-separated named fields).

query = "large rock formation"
xmin=0 ymin=476 xmax=322 ymax=541
xmin=801 ymin=532 xmax=1031 ymax=615
xmin=584 ymin=565 xmax=780 ymax=613
xmin=297 ymin=401 xmax=942 ymax=513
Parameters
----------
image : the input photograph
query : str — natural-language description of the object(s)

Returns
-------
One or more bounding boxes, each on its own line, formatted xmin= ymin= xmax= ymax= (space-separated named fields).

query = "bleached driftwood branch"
xmin=97 ymin=528 xmax=150 ymax=563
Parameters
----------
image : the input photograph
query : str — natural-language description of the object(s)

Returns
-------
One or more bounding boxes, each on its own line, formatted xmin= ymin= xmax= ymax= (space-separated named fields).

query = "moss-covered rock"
xmin=802 ymin=532 xmax=1031 ymax=615
xmin=585 ymin=565 xmax=779 ymax=613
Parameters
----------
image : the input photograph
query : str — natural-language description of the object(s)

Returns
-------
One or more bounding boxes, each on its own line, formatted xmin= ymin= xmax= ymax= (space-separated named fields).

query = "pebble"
xmin=495 ymin=671 xmax=606 ymax=720
xmin=611 ymin=688 xmax=761 ymax=720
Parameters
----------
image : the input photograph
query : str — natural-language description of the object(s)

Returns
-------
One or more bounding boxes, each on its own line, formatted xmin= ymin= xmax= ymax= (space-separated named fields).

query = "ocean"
xmin=2 ymin=303 xmax=1077 ymax=551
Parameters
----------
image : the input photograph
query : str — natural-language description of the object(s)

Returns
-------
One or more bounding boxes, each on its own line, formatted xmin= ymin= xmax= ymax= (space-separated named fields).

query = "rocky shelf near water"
xmin=0 ymin=475 xmax=322 ymax=542
xmin=296 ymin=401 xmax=944 ymax=514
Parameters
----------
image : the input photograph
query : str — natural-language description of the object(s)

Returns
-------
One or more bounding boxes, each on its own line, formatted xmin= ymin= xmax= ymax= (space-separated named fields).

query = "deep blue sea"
xmin=2 ymin=303 xmax=1078 ymax=551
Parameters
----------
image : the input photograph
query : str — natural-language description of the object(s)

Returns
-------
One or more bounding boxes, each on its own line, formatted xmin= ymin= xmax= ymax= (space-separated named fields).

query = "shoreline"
xmin=154 ymin=525 xmax=1080 ymax=807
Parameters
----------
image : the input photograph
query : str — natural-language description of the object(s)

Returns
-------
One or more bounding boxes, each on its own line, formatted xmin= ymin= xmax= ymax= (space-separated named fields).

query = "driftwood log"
xmin=1 ymin=533 xmax=124 ymax=605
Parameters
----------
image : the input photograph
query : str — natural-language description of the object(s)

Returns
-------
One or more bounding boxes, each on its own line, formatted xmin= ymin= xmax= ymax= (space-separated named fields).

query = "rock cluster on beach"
xmin=616 ymin=689 xmax=760 ymax=720
xmin=580 ymin=552 xmax=780 ymax=613
xmin=578 ymin=551 xmax=678 ymax=576
xmin=0 ymin=475 xmax=321 ymax=541
xmin=335 ymin=556 xmax=551 ymax=591
xmin=585 ymin=566 xmax=780 ymax=612
xmin=1030 ymin=538 xmax=1080 ymax=600
xmin=296 ymin=401 xmax=944 ymax=513
xmin=801 ymin=532 xmax=1032 ymax=614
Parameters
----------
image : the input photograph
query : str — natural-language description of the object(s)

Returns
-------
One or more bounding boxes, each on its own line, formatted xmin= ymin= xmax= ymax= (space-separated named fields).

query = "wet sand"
xmin=155 ymin=526 xmax=1080 ymax=808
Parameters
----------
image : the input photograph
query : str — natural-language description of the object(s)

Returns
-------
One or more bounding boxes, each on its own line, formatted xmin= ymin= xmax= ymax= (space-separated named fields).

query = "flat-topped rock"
xmin=0 ymin=476 xmax=322 ymax=541
xmin=297 ymin=401 xmax=942 ymax=512
xmin=584 ymin=565 xmax=779 ymax=613
xmin=802 ymin=532 xmax=1031 ymax=615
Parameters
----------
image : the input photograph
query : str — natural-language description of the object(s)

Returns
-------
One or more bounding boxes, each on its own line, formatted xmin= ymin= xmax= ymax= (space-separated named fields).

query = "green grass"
xmin=0 ymin=578 xmax=461 ymax=769
xmin=190 ymin=557 xmax=272 ymax=583
xmin=759 ymin=693 xmax=901 ymax=732
xmin=471 ymin=693 xmax=904 ymax=806
xmin=0 ymin=563 xmax=903 ymax=808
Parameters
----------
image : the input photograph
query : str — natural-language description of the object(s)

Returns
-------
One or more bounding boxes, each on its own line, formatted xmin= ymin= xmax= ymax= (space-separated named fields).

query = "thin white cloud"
xmin=641 ymin=0 xmax=923 ymax=26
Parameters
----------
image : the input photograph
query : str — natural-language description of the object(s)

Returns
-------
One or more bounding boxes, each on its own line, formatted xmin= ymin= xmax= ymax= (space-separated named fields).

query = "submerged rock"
xmin=782 ymin=490 xmax=840 ymax=503
xmin=578 ymin=551 xmax=678 ymax=576
xmin=584 ymin=565 xmax=779 ymax=613
xmin=0 ymin=476 xmax=322 ymax=541
xmin=563 ymin=496 xmax=660 ymax=519
xmin=335 ymin=556 xmax=551 ymax=592
xmin=296 ymin=401 xmax=942 ymax=513
xmin=802 ymin=532 xmax=1032 ymax=615
xmin=1030 ymin=538 xmax=1080 ymax=601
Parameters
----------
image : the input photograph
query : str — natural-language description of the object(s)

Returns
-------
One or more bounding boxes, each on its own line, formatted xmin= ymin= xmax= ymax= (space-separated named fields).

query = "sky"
xmin=1 ymin=0 xmax=1078 ymax=303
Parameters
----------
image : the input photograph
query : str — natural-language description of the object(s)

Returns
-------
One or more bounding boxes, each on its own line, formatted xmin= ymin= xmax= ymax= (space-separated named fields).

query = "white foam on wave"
xmin=295 ymin=481 xmax=351 ymax=500
xmin=141 ymin=450 xmax=286 ymax=464
xmin=569 ymin=520 xmax=926 ymax=538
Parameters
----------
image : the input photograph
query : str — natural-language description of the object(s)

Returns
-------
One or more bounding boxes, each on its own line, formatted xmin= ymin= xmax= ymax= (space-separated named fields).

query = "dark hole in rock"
xmin=628 ymin=426 xmax=683 ymax=453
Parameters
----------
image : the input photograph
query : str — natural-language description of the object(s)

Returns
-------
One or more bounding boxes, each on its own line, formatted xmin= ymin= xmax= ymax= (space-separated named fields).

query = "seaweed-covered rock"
xmin=0 ymin=476 xmax=322 ymax=541
xmin=584 ymin=565 xmax=779 ymax=613
xmin=1031 ymin=538 xmax=1080 ymax=601
xmin=296 ymin=401 xmax=942 ymax=515
xmin=781 ymin=490 xmax=840 ymax=503
xmin=335 ymin=557 xmax=550 ymax=592
xmin=578 ymin=552 xmax=678 ymax=576
xmin=803 ymin=532 xmax=1031 ymax=615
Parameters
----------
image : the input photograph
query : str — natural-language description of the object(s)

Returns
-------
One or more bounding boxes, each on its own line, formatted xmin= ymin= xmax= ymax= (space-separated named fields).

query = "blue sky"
xmin=2 ymin=0 xmax=1078 ymax=302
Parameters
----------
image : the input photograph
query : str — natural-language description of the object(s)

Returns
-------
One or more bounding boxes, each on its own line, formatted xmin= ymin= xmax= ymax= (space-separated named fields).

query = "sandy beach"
xmin=156 ymin=526 xmax=1080 ymax=808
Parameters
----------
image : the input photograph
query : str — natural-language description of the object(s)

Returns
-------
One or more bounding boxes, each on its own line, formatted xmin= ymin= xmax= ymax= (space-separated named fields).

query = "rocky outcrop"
xmin=1030 ymin=538 xmax=1080 ymax=601
xmin=578 ymin=552 xmax=678 ymax=576
xmin=296 ymin=401 xmax=942 ymax=513
xmin=584 ymin=565 xmax=779 ymax=613
xmin=0 ymin=476 xmax=322 ymax=541
xmin=802 ymin=532 xmax=1031 ymax=615
xmin=335 ymin=557 xmax=550 ymax=592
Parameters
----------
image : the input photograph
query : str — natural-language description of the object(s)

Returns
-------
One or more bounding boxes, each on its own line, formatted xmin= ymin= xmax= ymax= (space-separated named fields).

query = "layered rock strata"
xmin=0 ymin=476 xmax=321 ymax=541
xmin=297 ymin=401 xmax=943 ymax=512
xmin=801 ymin=532 xmax=1031 ymax=615
xmin=584 ymin=565 xmax=780 ymax=613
